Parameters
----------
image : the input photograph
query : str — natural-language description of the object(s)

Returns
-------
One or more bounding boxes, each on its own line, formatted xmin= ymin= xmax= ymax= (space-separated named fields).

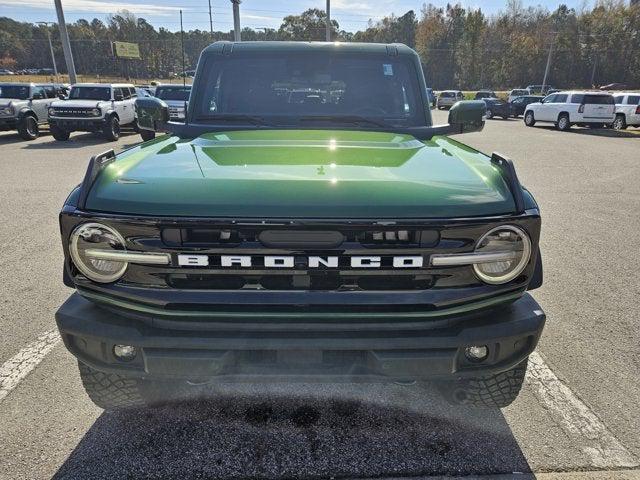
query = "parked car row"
xmin=523 ymin=90 xmax=640 ymax=131
xmin=432 ymin=85 xmax=639 ymax=132
xmin=0 ymin=81 xmax=191 ymax=142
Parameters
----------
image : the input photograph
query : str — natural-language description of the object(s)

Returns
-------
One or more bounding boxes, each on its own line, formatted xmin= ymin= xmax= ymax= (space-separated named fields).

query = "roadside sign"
xmin=112 ymin=41 xmax=141 ymax=59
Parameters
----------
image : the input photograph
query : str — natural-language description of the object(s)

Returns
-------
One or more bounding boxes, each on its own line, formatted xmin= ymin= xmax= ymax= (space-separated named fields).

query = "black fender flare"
xmin=105 ymin=110 xmax=120 ymax=122
xmin=528 ymin=248 xmax=543 ymax=290
xmin=18 ymin=108 xmax=38 ymax=123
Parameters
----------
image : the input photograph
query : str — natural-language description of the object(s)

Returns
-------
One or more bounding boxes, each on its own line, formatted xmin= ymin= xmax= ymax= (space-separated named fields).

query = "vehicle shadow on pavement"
xmin=21 ymin=132 xmax=140 ymax=149
xmin=537 ymin=125 xmax=640 ymax=138
xmin=52 ymin=384 xmax=531 ymax=479
xmin=0 ymin=132 xmax=37 ymax=144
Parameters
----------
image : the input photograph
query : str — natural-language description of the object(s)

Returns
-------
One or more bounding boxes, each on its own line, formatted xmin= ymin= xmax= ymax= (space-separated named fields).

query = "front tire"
xmin=557 ymin=113 xmax=571 ymax=131
xmin=18 ymin=115 xmax=38 ymax=140
xmin=437 ymin=359 xmax=528 ymax=408
xmin=524 ymin=111 xmax=535 ymax=126
xmin=78 ymin=362 xmax=146 ymax=410
xmin=78 ymin=362 xmax=182 ymax=410
xmin=612 ymin=114 xmax=627 ymax=130
xmin=50 ymin=124 xmax=70 ymax=141
xmin=103 ymin=115 xmax=120 ymax=141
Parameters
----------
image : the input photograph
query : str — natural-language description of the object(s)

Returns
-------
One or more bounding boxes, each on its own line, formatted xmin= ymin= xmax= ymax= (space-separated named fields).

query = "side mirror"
xmin=58 ymin=93 xmax=66 ymax=100
xmin=136 ymin=96 xmax=170 ymax=132
xmin=447 ymin=100 xmax=485 ymax=134
xmin=114 ymin=94 xmax=124 ymax=101
xmin=31 ymin=93 xmax=43 ymax=100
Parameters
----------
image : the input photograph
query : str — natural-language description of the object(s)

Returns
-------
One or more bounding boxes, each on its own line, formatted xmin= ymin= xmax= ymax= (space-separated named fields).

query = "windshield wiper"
xmin=200 ymin=114 xmax=272 ymax=126
xmin=298 ymin=115 xmax=393 ymax=129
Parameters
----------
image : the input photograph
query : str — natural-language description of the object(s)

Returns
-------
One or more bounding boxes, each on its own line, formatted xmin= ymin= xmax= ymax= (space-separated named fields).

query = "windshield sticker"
xmin=383 ymin=64 xmax=394 ymax=76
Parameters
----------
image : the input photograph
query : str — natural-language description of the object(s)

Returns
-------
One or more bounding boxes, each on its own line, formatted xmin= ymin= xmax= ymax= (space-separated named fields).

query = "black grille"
xmin=165 ymin=273 xmax=435 ymax=291
xmin=161 ymin=227 xmax=439 ymax=248
xmin=52 ymin=107 xmax=95 ymax=117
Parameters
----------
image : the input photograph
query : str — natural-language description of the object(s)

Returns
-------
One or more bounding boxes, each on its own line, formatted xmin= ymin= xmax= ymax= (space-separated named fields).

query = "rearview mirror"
xmin=136 ymin=96 xmax=170 ymax=132
xmin=447 ymin=100 xmax=485 ymax=134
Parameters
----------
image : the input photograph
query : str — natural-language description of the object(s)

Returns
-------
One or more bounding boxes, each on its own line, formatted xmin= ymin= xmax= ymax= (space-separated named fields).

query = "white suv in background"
xmin=612 ymin=92 xmax=640 ymax=130
xmin=48 ymin=83 xmax=138 ymax=141
xmin=523 ymin=91 xmax=615 ymax=131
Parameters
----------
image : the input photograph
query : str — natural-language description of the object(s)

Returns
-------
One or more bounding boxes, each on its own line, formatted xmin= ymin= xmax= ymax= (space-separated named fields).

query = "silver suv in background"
xmin=436 ymin=90 xmax=464 ymax=109
xmin=524 ymin=91 xmax=615 ymax=131
xmin=612 ymin=92 xmax=640 ymax=130
xmin=154 ymin=84 xmax=191 ymax=121
xmin=0 ymin=82 xmax=57 ymax=140
xmin=508 ymin=89 xmax=530 ymax=102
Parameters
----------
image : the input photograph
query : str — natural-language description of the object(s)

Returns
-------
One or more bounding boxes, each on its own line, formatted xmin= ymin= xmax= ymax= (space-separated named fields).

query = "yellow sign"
xmin=113 ymin=41 xmax=140 ymax=59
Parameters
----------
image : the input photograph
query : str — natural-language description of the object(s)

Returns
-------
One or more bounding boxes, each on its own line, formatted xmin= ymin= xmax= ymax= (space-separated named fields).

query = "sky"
xmin=0 ymin=0 xmax=591 ymax=32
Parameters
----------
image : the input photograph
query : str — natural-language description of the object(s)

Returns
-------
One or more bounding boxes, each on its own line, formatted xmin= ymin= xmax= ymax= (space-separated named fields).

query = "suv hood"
xmin=0 ymin=100 xmax=18 ymax=108
xmin=85 ymin=130 xmax=516 ymax=218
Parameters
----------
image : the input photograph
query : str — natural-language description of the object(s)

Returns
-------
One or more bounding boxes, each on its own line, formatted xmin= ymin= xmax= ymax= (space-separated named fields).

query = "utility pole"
xmin=231 ymin=0 xmax=241 ymax=42
xmin=208 ymin=0 xmax=214 ymax=36
xmin=590 ymin=56 xmax=598 ymax=88
xmin=36 ymin=22 xmax=58 ymax=81
xmin=180 ymin=10 xmax=186 ymax=87
xmin=53 ymin=0 xmax=77 ymax=84
xmin=541 ymin=32 xmax=556 ymax=93
xmin=326 ymin=0 xmax=331 ymax=41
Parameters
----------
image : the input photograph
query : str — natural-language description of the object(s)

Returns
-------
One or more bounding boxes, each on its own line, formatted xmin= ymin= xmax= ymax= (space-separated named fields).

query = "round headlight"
xmin=48 ymin=107 xmax=55 ymax=116
xmin=473 ymin=225 xmax=531 ymax=284
xmin=92 ymin=108 xmax=101 ymax=116
xmin=69 ymin=223 xmax=127 ymax=283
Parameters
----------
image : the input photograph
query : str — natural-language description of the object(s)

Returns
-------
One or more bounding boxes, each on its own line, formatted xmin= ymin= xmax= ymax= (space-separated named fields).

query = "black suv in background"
xmin=510 ymin=95 xmax=544 ymax=117
xmin=482 ymin=97 xmax=512 ymax=119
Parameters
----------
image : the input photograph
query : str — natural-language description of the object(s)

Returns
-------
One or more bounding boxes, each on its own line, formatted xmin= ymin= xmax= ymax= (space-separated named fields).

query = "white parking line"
xmin=0 ymin=330 xmax=61 ymax=403
xmin=526 ymin=351 xmax=639 ymax=468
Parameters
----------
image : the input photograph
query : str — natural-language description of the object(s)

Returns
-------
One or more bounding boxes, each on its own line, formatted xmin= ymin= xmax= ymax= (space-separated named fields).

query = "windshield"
xmin=0 ymin=85 xmax=29 ymax=99
xmin=195 ymin=53 xmax=425 ymax=127
xmin=69 ymin=87 xmax=111 ymax=101
xmin=155 ymin=86 xmax=191 ymax=101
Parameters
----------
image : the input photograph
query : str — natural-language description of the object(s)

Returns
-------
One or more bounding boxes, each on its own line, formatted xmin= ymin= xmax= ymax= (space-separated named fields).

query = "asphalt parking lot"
xmin=1 ymin=113 xmax=639 ymax=479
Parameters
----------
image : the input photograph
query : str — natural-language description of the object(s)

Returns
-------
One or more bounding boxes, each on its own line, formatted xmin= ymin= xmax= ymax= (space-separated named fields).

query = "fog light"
xmin=113 ymin=344 xmax=137 ymax=361
xmin=464 ymin=345 xmax=489 ymax=362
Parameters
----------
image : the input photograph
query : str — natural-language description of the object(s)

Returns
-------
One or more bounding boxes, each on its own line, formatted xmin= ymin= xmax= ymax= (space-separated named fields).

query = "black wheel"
xmin=140 ymin=129 xmax=156 ymax=142
xmin=485 ymin=109 xmax=493 ymax=119
xmin=78 ymin=362 xmax=182 ymax=410
xmin=437 ymin=359 xmax=528 ymax=408
xmin=103 ymin=115 xmax=120 ymax=141
xmin=524 ymin=111 xmax=535 ymax=126
xmin=612 ymin=115 xmax=627 ymax=130
xmin=50 ymin=124 xmax=70 ymax=141
xmin=18 ymin=115 xmax=38 ymax=140
xmin=557 ymin=113 xmax=571 ymax=131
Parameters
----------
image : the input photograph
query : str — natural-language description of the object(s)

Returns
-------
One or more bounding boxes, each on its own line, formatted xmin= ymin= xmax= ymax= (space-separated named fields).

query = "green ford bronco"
xmin=55 ymin=42 xmax=545 ymax=410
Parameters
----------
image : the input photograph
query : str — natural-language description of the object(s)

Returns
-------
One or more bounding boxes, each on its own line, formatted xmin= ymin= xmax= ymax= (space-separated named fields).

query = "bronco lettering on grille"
xmin=176 ymin=254 xmax=424 ymax=268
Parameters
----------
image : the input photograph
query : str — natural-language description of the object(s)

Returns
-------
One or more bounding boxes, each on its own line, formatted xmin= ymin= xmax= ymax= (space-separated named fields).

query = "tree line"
xmin=1 ymin=1 xmax=639 ymax=89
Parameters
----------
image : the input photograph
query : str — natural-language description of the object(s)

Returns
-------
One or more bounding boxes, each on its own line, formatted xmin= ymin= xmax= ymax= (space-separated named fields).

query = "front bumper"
xmin=56 ymin=292 xmax=546 ymax=382
xmin=0 ymin=117 xmax=18 ymax=130
xmin=49 ymin=117 xmax=105 ymax=131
